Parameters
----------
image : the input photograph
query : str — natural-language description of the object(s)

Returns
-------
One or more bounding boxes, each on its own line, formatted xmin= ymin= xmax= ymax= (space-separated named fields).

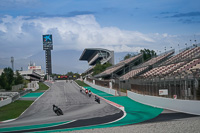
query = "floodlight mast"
xmin=11 ymin=56 xmax=14 ymax=71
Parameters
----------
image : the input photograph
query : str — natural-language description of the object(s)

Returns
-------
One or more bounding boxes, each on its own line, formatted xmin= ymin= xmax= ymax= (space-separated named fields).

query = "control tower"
xmin=43 ymin=34 xmax=53 ymax=75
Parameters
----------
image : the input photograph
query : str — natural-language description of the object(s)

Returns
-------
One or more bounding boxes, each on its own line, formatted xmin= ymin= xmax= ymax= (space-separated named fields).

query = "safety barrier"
xmin=0 ymin=97 xmax=12 ymax=107
xmin=24 ymin=81 xmax=39 ymax=91
xmin=83 ymin=80 xmax=200 ymax=115
xmin=127 ymin=90 xmax=200 ymax=115
xmin=84 ymin=80 xmax=116 ymax=96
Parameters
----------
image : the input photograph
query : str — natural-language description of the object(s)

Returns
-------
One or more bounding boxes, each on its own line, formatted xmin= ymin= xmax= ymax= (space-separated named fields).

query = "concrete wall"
xmin=84 ymin=80 xmax=116 ymax=96
xmin=127 ymin=90 xmax=200 ymax=115
xmin=26 ymin=81 xmax=39 ymax=91
xmin=0 ymin=97 xmax=12 ymax=107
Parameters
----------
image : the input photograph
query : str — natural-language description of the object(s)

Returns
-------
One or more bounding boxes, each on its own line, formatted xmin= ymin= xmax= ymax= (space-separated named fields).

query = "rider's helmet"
xmin=53 ymin=104 xmax=55 ymax=107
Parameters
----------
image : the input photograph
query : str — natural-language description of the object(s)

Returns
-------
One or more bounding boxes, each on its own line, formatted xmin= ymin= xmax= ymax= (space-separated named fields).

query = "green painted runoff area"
xmin=22 ymin=92 xmax=43 ymax=98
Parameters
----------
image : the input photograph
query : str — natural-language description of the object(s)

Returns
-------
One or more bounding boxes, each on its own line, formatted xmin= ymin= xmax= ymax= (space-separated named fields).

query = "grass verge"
xmin=0 ymin=100 xmax=33 ymax=121
xmin=35 ymin=82 xmax=49 ymax=92
xmin=75 ymin=80 xmax=90 ymax=87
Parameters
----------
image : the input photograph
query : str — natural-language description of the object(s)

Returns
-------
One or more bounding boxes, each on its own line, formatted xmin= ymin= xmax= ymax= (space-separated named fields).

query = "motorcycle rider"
xmin=95 ymin=95 xmax=100 ymax=103
xmin=53 ymin=104 xmax=63 ymax=115
xmin=53 ymin=104 xmax=59 ymax=113
xmin=85 ymin=89 xmax=88 ymax=94
xmin=88 ymin=90 xmax=92 ymax=97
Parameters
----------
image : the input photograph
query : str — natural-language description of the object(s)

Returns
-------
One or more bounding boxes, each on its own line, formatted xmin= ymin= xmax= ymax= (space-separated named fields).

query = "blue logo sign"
xmin=43 ymin=34 xmax=52 ymax=44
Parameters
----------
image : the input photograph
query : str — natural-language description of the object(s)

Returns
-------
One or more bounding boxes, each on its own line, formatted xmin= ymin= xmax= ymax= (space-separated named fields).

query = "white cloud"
xmin=0 ymin=15 xmax=156 ymax=58
xmin=0 ymin=14 xmax=198 ymax=58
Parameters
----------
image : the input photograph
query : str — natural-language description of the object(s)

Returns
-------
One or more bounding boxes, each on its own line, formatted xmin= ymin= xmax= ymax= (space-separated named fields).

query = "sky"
xmin=0 ymin=0 xmax=200 ymax=73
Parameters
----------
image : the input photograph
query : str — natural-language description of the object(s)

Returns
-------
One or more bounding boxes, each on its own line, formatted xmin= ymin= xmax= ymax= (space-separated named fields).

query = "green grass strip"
xmin=35 ymin=82 xmax=49 ymax=92
xmin=0 ymin=121 xmax=71 ymax=132
xmin=22 ymin=92 xmax=43 ymax=98
xmin=75 ymin=80 xmax=90 ymax=87
xmin=0 ymin=100 xmax=33 ymax=121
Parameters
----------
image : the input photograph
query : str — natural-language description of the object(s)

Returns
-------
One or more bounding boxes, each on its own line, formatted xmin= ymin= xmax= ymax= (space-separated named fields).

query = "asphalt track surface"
xmin=0 ymin=81 xmax=122 ymax=133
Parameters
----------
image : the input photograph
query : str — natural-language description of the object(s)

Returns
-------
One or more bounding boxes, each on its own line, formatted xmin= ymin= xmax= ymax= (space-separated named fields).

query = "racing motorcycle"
xmin=95 ymin=95 xmax=100 ymax=104
xmin=53 ymin=105 xmax=64 ymax=116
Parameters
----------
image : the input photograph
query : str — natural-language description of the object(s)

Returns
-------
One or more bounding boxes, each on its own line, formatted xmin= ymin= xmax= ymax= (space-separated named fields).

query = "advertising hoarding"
xmin=28 ymin=66 xmax=41 ymax=70
xmin=159 ymin=89 xmax=168 ymax=95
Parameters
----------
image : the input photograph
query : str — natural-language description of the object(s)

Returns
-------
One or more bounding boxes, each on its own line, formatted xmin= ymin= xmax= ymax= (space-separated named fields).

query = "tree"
xmin=44 ymin=74 xmax=47 ymax=80
xmin=0 ymin=72 xmax=8 ymax=89
xmin=140 ymin=49 xmax=156 ymax=62
xmin=92 ymin=62 xmax=112 ymax=76
xmin=0 ymin=67 xmax=14 ymax=90
xmin=124 ymin=53 xmax=132 ymax=60
xmin=15 ymin=71 xmax=24 ymax=85
xmin=123 ymin=53 xmax=137 ymax=60
xmin=66 ymin=72 xmax=73 ymax=76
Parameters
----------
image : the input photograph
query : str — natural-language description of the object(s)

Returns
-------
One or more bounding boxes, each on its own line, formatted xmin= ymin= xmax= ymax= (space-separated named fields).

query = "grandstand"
xmin=95 ymin=54 xmax=143 ymax=79
xmin=79 ymin=48 xmax=114 ymax=75
xmin=81 ymin=44 xmax=200 ymax=100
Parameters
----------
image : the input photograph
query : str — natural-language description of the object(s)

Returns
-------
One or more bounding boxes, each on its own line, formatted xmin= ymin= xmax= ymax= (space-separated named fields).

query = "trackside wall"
xmin=0 ymin=98 xmax=12 ymax=107
xmin=84 ymin=80 xmax=116 ymax=96
xmin=127 ymin=91 xmax=200 ymax=115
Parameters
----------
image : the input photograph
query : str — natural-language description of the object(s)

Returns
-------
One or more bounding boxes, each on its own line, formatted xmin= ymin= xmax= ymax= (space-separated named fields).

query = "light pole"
xmin=194 ymin=40 xmax=197 ymax=46
xmin=185 ymin=43 xmax=187 ymax=50
xmin=178 ymin=44 xmax=180 ymax=53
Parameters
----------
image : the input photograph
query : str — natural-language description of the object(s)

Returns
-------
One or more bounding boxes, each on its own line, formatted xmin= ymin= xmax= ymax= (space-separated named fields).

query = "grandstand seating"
xmin=100 ymin=64 xmax=124 ymax=75
xmin=96 ymin=54 xmax=142 ymax=77
xmin=173 ymin=58 xmax=200 ymax=74
xmin=94 ymin=46 xmax=200 ymax=80
xmin=142 ymin=62 xmax=185 ymax=77
xmin=162 ymin=47 xmax=200 ymax=65
xmin=140 ymin=50 xmax=174 ymax=67
xmin=120 ymin=66 xmax=148 ymax=80
xmin=118 ymin=50 xmax=174 ymax=80
xmin=118 ymin=54 xmax=142 ymax=64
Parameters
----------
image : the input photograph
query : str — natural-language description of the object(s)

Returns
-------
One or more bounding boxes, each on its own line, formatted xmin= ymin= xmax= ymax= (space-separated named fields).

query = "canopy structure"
xmin=79 ymin=48 xmax=114 ymax=66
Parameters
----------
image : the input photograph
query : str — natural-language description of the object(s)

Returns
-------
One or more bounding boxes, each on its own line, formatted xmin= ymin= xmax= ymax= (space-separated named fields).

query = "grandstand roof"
xmin=79 ymin=48 xmax=112 ymax=61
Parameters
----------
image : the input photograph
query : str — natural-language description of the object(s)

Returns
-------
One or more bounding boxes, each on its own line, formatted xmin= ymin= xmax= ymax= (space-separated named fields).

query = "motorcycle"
xmin=95 ymin=96 xmax=100 ymax=104
xmin=55 ymin=108 xmax=63 ymax=116
xmin=88 ymin=90 xmax=92 ymax=97
xmin=88 ymin=92 xmax=92 ymax=97
xmin=85 ymin=89 xmax=88 ymax=94
xmin=53 ymin=105 xmax=64 ymax=116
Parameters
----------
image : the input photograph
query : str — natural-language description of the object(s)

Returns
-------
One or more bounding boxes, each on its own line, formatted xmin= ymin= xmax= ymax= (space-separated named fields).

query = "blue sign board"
xmin=43 ymin=34 xmax=53 ymax=44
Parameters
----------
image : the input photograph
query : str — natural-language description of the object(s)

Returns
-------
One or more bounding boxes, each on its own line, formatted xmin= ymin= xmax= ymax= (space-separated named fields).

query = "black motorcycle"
xmin=89 ymin=93 xmax=92 ymax=97
xmin=53 ymin=105 xmax=64 ymax=116
xmin=95 ymin=96 xmax=100 ymax=104
xmin=55 ymin=108 xmax=63 ymax=116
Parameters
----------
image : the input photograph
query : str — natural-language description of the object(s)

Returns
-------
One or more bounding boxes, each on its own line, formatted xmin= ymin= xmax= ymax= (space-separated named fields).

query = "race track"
xmin=0 ymin=81 xmax=122 ymax=132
